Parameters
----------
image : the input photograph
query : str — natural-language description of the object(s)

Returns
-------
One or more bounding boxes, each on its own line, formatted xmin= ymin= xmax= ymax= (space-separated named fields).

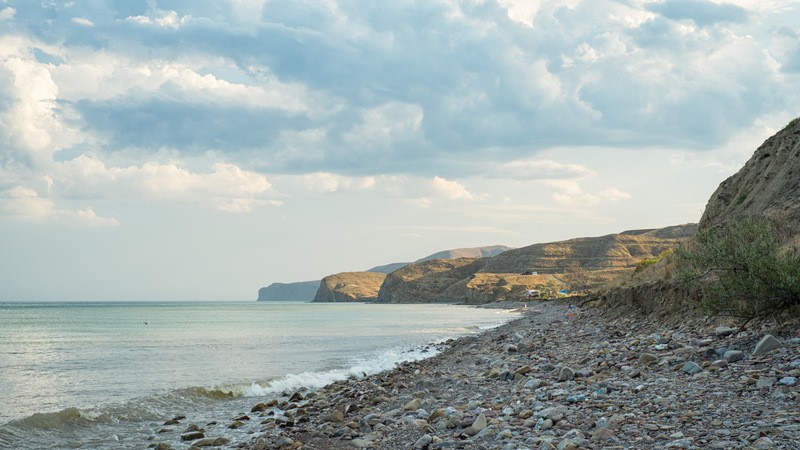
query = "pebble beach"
xmin=153 ymin=300 xmax=800 ymax=450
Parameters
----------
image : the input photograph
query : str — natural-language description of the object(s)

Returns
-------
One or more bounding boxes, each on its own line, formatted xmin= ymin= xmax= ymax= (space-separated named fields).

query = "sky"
xmin=1 ymin=0 xmax=799 ymax=301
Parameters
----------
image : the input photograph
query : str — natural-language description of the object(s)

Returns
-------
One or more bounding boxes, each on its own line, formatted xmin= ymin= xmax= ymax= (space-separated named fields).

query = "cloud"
xmin=55 ymin=156 xmax=277 ymax=213
xmin=430 ymin=176 xmax=477 ymax=201
xmin=125 ymin=10 xmax=191 ymax=29
xmin=493 ymin=159 xmax=595 ymax=180
xmin=0 ymin=185 xmax=119 ymax=226
xmin=646 ymin=0 xmax=749 ymax=26
xmin=71 ymin=17 xmax=94 ymax=27
xmin=0 ymin=7 xmax=15 ymax=21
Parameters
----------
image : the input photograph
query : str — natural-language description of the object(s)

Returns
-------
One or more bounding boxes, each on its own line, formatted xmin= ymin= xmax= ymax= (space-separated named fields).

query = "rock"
xmin=723 ymin=350 xmax=745 ymax=362
xmin=414 ymin=434 xmax=433 ymax=449
xmin=403 ymin=398 xmax=422 ymax=411
xmin=251 ymin=400 xmax=277 ymax=412
xmin=524 ymin=378 xmax=543 ymax=389
xmin=515 ymin=365 xmax=532 ymax=375
xmin=180 ymin=431 xmax=204 ymax=441
xmin=752 ymin=334 xmax=783 ymax=355
xmin=153 ymin=444 xmax=172 ymax=450
xmin=505 ymin=344 xmax=518 ymax=353
xmin=558 ymin=366 xmax=575 ymax=382
xmin=566 ymin=394 xmax=585 ymax=403
xmin=274 ymin=437 xmax=294 ymax=448
xmin=463 ymin=413 xmax=487 ymax=436
xmin=682 ymin=361 xmax=702 ymax=375
xmin=639 ymin=353 xmax=658 ymax=365
xmin=756 ymin=377 xmax=775 ymax=388
xmin=538 ymin=406 xmax=567 ymax=421
xmin=191 ymin=437 xmax=230 ymax=447
xmin=778 ymin=376 xmax=797 ymax=386
xmin=715 ymin=326 xmax=735 ymax=337
xmin=321 ymin=410 xmax=345 ymax=423
xmin=351 ymin=438 xmax=371 ymax=448
xmin=752 ymin=436 xmax=777 ymax=449
xmin=228 ymin=421 xmax=245 ymax=429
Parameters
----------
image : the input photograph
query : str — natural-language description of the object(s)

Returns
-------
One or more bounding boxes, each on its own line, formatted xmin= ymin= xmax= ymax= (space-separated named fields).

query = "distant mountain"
xmin=368 ymin=262 xmax=410 ymax=274
xmin=257 ymin=281 xmax=320 ymax=301
xmin=257 ymin=245 xmax=513 ymax=301
xmin=417 ymin=245 xmax=512 ymax=262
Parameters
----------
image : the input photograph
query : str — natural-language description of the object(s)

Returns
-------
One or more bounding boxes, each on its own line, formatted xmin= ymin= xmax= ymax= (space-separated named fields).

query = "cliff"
xmin=481 ymin=224 xmax=696 ymax=275
xmin=257 ymin=281 xmax=320 ymax=301
xmin=373 ymin=225 xmax=695 ymax=304
xmin=375 ymin=258 xmax=487 ymax=303
xmin=700 ymin=117 xmax=800 ymax=233
xmin=312 ymin=272 xmax=387 ymax=302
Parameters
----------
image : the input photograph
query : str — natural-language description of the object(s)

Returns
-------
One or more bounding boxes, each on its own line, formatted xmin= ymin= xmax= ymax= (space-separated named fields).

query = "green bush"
xmin=635 ymin=248 xmax=674 ymax=273
xmin=676 ymin=217 xmax=800 ymax=320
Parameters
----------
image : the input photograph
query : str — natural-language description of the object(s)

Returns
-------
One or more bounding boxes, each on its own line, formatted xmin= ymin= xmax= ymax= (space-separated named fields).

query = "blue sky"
xmin=1 ymin=0 xmax=799 ymax=300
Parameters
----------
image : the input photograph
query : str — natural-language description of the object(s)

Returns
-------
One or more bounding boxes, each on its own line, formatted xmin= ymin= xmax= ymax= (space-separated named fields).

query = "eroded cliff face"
xmin=482 ymin=225 xmax=696 ymax=275
xmin=700 ymin=117 xmax=800 ymax=233
xmin=375 ymin=258 xmax=486 ymax=303
xmin=373 ymin=225 xmax=695 ymax=304
xmin=312 ymin=272 xmax=387 ymax=302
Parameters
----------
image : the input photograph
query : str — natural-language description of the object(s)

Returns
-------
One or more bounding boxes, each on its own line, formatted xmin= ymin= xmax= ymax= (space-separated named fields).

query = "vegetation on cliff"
xmin=677 ymin=216 xmax=800 ymax=321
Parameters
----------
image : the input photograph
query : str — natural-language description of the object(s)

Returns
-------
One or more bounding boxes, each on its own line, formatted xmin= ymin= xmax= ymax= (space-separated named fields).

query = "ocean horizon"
xmin=0 ymin=301 xmax=519 ymax=449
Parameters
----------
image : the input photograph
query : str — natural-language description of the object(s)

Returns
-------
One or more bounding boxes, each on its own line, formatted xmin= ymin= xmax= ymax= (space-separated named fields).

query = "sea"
xmin=0 ymin=301 xmax=519 ymax=449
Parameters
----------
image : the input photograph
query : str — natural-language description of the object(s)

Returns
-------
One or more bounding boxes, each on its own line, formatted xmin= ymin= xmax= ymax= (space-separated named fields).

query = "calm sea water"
xmin=0 ymin=301 xmax=518 ymax=449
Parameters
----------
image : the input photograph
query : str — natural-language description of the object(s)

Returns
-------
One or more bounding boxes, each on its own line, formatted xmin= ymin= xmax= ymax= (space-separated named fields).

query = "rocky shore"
xmin=245 ymin=300 xmax=800 ymax=449
xmin=158 ymin=300 xmax=799 ymax=450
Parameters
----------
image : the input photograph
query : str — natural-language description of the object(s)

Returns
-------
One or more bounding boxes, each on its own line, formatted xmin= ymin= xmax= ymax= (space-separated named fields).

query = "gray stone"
xmin=715 ymin=326 xmax=735 ymax=337
xmin=778 ymin=376 xmax=797 ymax=386
xmin=180 ymin=431 xmax=204 ymax=441
xmin=414 ymin=434 xmax=433 ymax=449
xmin=558 ymin=366 xmax=575 ymax=382
xmin=756 ymin=377 xmax=775 ymax=388
xmin=192 ymin=437 xmax=231 ymax=447
xmin=682 ymin=361 xmax=702 ymax=375
xmin=463 ymin=413 xmax=487 ymax=436
xmin=639 ymin=353 xmax=658 ymax=365
xmin=723 ymin=350 xmax=745 ymax=362
xmin=752 ymin=334 xmax=783 ymax=355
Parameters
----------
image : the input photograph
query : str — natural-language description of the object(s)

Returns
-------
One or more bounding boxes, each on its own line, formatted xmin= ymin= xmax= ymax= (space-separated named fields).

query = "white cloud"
xmin=494 ymin=159 xmax=595 ymax=180
xmin=431 ymin=176 xmax=477 ymax=200
xmin=55 ymin=156 xmax=276 ymax=214
xmin=126 ymin=10 xmax=191 ymax=29
xmin=0 ymin=186 xmax=119 ymax=226
xmin=0 ymin=7 xmax=15 ymax=21
xmin=291 ymin=172 xmax=376 ymax=193
xmin=71 ymin=17 xmax=94 ymax=27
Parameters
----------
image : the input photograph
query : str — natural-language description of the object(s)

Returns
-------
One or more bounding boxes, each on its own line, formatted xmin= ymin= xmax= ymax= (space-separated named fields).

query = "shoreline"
xmin=224 ymin=299 xmax=800 ymax=450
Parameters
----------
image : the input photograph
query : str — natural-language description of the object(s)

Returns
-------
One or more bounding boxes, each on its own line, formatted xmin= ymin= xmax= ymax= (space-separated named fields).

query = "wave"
xmin=247 ymin=343 xmax=441 ymax=397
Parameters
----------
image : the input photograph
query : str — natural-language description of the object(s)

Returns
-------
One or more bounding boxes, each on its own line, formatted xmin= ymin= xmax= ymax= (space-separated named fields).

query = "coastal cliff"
xmin=700 ymin=117 xmax=800 ymax=234
xmin=257 ymin=281 xmax=320 ymax=302
xmin=312 ymin=272 xmax=387 ymax=302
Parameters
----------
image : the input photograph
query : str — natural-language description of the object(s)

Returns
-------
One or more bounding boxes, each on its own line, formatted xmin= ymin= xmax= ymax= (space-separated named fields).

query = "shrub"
xmin=676 ymin=217 xmax=800 ymax=321
xmin=635 ymin=249 xmax=674 ymax=273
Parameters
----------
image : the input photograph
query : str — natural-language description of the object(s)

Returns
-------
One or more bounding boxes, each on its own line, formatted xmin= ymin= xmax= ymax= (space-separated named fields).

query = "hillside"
xmin=700 ymin=117 xmax=800 ymax=234
xmin=596 ymin=116 xmax=800 ymax=320
xmin=374 ymin=225 xmax=695 ymax=304
xmin=312 ymin=272 xmax=387 ymax=302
